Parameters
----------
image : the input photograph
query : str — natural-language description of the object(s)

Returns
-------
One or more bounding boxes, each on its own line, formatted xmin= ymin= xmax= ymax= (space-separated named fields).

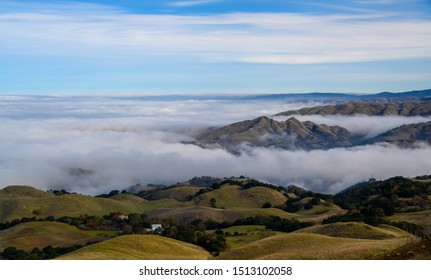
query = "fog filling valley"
xmin=1 ymin=96 xmax=430 ymax=195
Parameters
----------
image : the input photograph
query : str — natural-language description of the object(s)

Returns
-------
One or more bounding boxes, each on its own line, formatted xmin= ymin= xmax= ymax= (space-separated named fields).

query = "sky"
xmin=1 ymin=0 xmax=431 ymax=95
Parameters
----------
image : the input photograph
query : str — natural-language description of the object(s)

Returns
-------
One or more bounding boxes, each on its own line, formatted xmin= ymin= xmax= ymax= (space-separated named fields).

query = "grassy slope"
xmin=210 ymin=225 xmax=271 ymax=249
xmin=388 ymin=210 xmax=431 ymax=226
xmin=0 ymin=186 xmax=184 ymax=222
xmin=145 ymin=186 xmax=204 ymax=202
xmin=195 ymin=185 xmax=287 ymax=208
xmin=56 ymin=235 xmax=210 ymax=260
xmin=296 ymin=222 xmax=411 ymax=239
xmin=217 ymin=232 xmax=409 ymax=260
xmin=0 ymin=221 xmax=117 ymax=252
xmin=146 ymin=206 xmax=299 ymax=225
xmin=295 ymin=201 xmax=347 ymax=223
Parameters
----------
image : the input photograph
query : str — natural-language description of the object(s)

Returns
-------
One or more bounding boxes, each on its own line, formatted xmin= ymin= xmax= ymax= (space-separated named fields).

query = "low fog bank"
xmin=1 ymin=118 xmax=430 ymax=195
xmin=0 ymin=96 xmax=430 ymax=195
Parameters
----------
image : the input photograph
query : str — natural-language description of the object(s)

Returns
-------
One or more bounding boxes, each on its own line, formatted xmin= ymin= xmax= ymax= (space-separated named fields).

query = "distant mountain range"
xmin=187 ymin=99 xmax=431 ymax=152
xmin=247 ymin=88 xmax=431 ymax=103
xmin=276 ymin=101 xmax=431 ymax=117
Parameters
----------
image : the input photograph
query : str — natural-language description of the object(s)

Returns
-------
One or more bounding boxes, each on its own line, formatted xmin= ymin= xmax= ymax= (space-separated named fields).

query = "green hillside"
xmin=296 ymin=222 xmax=410 ymax=240
xmin=194 ymin=185 xmax=287 ymax=209
xmin=146 ymin=206 xmax=298 ymax=225
xmin=208 ymin=225 xmax=270 ymax=249
xmin=0 ymin=221 xmax=116 ymax=252
xmin=143 ymin=185 xmax=204 ymax=202
xmin=217 ymin=232 xmax=409 ymax=260
xmin=56 ymin=235 xmax=210 ymax=260
xmin=388 ymin=210 xmax=431 ymax=226
xmin=290 ymin=198 xmax=347 ymax=222
xmin=0 ymin=186 xmax=184 ymax=222
xmin=0 ymin=186 xmax=53 ymax=198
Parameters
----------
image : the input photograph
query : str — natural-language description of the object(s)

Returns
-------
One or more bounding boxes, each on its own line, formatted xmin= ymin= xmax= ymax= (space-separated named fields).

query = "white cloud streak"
xmin=1 ymin=4 xmax=431 ymax=64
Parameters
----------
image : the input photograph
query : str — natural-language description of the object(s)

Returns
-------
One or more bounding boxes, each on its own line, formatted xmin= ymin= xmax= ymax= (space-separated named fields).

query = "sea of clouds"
xmin=0 ymin=95 xmax=430 ymax=195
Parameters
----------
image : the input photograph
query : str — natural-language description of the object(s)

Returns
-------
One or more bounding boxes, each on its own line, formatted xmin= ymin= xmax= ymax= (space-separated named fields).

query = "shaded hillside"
xmin=368 ymin=121 xmax=431 ymax=147
xmin=0 ymin=221 xmax=115 ymax=252
xmin=276 ymin=101 xmax=431 ymax=117
xmin=190 ymin=116 xmax=352 ymax=151
xmin=141 ymin=185 xmax=204 ymax=202
xmin=56 ymin=235 xmax=210 ymax=260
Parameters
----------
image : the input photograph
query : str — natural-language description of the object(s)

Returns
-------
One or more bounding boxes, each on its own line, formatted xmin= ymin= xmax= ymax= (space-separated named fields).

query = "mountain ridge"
xmin=276 ymin=101 xmax=431 ymax=117
xmin=189 ymin=116 xmax=353 ymax=151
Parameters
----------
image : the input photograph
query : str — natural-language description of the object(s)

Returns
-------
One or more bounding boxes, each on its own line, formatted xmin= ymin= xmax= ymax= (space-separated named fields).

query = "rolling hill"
xmin=0 ymin=185 xmax=184 ymax=222
xmin=56 ymin=235 xmax=210 ymax=260
xmin=194 ymin=184 xmax=287 ymax=209
xmin=146 ymin=206 xmax=299 ymax=225
xmin=0 ymin=221 xmax=115 ymax=252
xmin=217 ymin=232 xmax=409 ymax=260
xmin=296 ymin=222 xmax=410 ymax=239
xmin=142 ymin=185 xmax=204 ymax=202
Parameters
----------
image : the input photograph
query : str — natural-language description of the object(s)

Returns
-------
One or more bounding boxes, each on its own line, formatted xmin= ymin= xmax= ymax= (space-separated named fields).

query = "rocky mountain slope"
xmin=367 ymin=121 xmax=431 ymax=147
xmin=190 ymin=116 xmax=353 ymax=151
xmin=189 ymin=117 xmax=431 ymax=151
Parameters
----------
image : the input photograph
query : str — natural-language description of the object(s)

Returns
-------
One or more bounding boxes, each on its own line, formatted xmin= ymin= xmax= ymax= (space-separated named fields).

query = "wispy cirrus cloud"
xmin=1 ymin=3 xmax=431 ymax=65
xmin=168 ymin=0 xmax=223 ymax=7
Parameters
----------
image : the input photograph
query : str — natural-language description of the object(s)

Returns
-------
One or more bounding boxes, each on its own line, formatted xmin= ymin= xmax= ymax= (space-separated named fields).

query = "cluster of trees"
xmin=96 ymin=190 xmax=130 ymax=198
xmin=0 ymin=216 xmax=40 ymax=230
xmin=0 ymin=213 xmax=154 ymax=233
xmin=286 ymin=185 xmax=333 ymax=201
xmin=47 ymin=189 xmax=76 ymax=196
xmin=189 ymin=176 xmax=222 ymax=187
xmin=194 ymin=178 xmax=285 ymax=198
xmin=280 ymin=196 xmax=324 ymax=213
xmin=72 ymin=213 xmax=153 ymax=233
xmin=241 ymin=179 xmax=284 ymax=191
xmin=162 ymin=220 xmax=226 ymax=255
xmin=0 ymin=243 xmax=95 ymax=260
xmin=334 ymin=176 xmax=431 ymax=214
xmin=187 ymin=215 xmax=313 ymax=233
xmin=230 ymin=216 xmax=313 ymax=232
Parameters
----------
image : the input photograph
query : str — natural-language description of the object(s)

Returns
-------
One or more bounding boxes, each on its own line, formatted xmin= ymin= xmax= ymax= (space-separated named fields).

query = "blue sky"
xmin=1 ymin=0 xmax=431 ymax=95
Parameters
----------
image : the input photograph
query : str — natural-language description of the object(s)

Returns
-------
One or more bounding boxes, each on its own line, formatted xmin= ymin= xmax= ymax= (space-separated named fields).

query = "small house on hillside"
xmin=151 ymin=224 xmax=162 ymax=231
xmin=146 ymin=224 xmax=163 ymax=234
